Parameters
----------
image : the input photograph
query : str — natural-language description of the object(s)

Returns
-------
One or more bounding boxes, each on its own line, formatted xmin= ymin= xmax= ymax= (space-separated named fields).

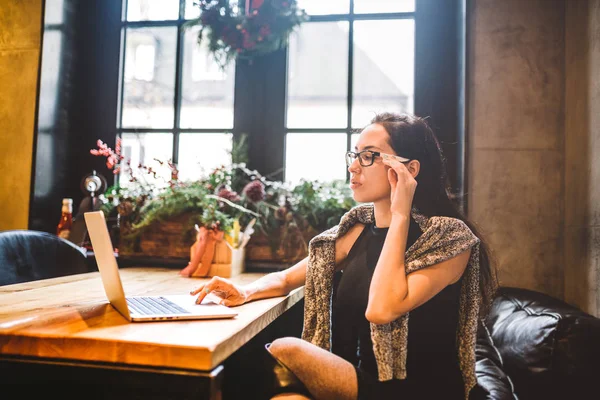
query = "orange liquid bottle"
xmin=56 ymin=198 xmax=73 ymax=239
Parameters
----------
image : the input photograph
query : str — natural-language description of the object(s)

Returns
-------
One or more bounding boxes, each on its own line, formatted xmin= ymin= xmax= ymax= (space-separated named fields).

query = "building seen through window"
xmin=285 ymin=0 xmax=415 ymax=184
xmin=117 ymin=0 xmax=414 ymax=186
xmin=119 ymin=0 xmax=234 ymax=188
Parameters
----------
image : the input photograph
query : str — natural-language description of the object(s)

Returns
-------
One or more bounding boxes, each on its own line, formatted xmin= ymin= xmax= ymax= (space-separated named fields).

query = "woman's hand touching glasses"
xmin=382 ymin=155 xmax=417 ymax=218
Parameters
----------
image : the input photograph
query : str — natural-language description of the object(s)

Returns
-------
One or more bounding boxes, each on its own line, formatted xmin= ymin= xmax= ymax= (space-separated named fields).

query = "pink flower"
xmin=168 ymin=160 xmax=179 ymax=181
xmin=242 ymin=180 xmax=265 ymax=202
xmin=91 ymin=139 xmax=124 ymax=171
xmin=217 ymin=188 xmax=241 ymax=203
xmin=115 ymin=137 xmax=122 ymax=156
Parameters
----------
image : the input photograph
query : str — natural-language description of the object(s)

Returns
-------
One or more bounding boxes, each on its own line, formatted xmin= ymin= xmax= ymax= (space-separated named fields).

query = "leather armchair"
xmin=473 ymin=286 xmax=600 ymax=400
xmin=0 ymin=229 xmax=89 ymax=286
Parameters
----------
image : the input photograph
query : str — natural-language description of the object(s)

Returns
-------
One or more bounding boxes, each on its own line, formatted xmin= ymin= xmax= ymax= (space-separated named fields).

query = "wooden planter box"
xmin=119 ymin=213 xmax=195 ymax=261
xmin=244 ymin=226 xmax=317 ymax=267
xmin=117 ymin=213 xmax=319 ymax=271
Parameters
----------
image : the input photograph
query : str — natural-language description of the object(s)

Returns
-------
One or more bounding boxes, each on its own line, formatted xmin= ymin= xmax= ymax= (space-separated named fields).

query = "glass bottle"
xmin=56 ymin=198 xmax=73 ymax=239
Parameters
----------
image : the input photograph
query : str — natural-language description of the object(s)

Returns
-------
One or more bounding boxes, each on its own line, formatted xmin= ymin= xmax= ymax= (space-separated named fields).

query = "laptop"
xmin=84 ymin=210 xmax=238 ymax=322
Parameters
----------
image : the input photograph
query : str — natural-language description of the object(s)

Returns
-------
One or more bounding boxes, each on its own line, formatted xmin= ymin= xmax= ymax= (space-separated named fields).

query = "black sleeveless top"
xmin=331 ymin=216 xmax=465 ymax=395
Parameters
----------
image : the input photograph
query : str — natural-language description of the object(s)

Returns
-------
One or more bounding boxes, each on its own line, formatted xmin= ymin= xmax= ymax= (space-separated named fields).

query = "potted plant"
xmin=186 ymin=0 xmax=308 ymax=69
xmin=89 ymin=136 xmax=357 ymax=269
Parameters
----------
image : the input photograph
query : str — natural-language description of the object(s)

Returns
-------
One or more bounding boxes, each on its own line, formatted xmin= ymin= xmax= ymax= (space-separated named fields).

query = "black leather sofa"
xmin=473 ymin=286 xmax=600 ymax=400
xmin=0 ymin=229 xmax=89 ymax=286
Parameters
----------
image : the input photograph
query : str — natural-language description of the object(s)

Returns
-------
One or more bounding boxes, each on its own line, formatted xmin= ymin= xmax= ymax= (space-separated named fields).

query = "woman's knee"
xmin=268 ymin=337 xmax=304 ymax=362
xmin=271 ymin=394 xmax=311 ymax=400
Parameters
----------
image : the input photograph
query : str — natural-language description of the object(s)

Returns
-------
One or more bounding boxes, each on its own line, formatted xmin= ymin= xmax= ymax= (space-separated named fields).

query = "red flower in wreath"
xmin=251 ymin=0 xmax=265 ymax=10
xmin=191 ymin=0 xmax=308 ymax=70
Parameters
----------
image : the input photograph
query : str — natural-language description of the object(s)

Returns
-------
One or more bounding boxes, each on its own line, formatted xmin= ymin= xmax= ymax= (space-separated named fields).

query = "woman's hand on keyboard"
xmin=190 ymin=276 xmax=247 ymax=306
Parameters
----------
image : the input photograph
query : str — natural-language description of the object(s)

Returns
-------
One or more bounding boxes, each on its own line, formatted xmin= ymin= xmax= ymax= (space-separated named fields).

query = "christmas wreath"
xmin=188 ymin=0 xmax=308 ymax=69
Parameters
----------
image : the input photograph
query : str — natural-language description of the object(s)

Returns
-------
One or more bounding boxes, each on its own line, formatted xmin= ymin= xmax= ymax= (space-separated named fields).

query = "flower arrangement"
xmin=90 ymin=135 xmax=356 ymax=265
xmin=187 ymin=0 xmax=308 ymax=69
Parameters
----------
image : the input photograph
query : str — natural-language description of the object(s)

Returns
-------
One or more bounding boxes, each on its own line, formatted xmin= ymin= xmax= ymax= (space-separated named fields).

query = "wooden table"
xmin=0 ymin=267 xmax=304 ymax=399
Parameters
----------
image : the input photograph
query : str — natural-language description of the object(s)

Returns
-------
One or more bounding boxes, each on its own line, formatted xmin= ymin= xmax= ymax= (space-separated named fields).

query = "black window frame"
xmin=116 ymin=0 xmax=236 ymax=175
xmin=30 ymin=0 xmax=467 ymax=233
xmin=284 ymin=2 xmax=418 ymax=183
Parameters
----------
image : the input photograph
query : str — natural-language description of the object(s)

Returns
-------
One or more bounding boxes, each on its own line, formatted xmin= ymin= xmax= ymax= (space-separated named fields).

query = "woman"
xmin=190 ymin=112 xmax=498 ymax=400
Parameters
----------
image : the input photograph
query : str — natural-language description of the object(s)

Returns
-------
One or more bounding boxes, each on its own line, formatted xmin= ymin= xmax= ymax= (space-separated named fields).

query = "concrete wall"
xmin=469 ymin=0 xmax=600 ymax=317
xmin=0 ymin=0 xmax=43 ymax=230
xmin=565 ymin=0 xmax=600 ymax=316
xmin=468 ymin=0 xmax=566 ymax=301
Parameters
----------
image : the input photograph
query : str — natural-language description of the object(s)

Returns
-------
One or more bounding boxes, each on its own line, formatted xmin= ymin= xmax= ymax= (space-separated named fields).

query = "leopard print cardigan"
xmin=301 ymin=204 xmax=482 ymax=399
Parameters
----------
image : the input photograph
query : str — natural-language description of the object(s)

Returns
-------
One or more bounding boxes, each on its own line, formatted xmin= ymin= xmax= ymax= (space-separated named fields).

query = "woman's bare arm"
xmin=366 ymin=214 xmax=471 ymax=324
xmin=244 ymin=224 xmax=365 ymax=302
xmin=243 ymin=257 xmax=308 ymax=302
xmin=190 ymin=258 xmax=307 ymax=306
xmin=191 ymin=225 xmax=367 ymax=305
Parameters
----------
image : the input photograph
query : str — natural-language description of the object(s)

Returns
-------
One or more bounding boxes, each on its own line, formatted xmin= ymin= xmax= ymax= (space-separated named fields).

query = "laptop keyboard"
xmin=127 ymin=297 xmax=191 ymax=316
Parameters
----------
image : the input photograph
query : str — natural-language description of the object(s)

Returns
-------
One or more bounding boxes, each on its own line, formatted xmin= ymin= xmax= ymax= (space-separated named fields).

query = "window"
xmin=285 ymin=0 xmax=415 ymax=184
xmin=35 ymin=0 xmax=67 ymax=198
xmin=31 ymin=0 xmax=464 ymax=233
xmin=117 ymin=0 xmax=235 ymax=187
xmin=126 ymin=44 xmax=156 ymax=81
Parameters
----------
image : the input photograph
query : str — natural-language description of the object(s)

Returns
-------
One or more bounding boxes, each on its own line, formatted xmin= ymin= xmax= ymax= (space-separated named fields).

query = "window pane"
xmin=352 ymin=19 xmax=414 ymax=129
xmin=185 ymin=0 xmax=200 ymax=19
xmin=119 ymin=133 xmax=174 ymax=189
xmin=35 ymin=133 xmax=54 ymax=197
xmin=122 ymin=27 xmax=177 ymax=129
xmin=127 ymin=0 xmax=179 ymax=21
xmin=287 ymin=22 xmax=349 ymax=129
xmin=180 ymin=26 xmax=235 ymax=129
xmin=351 ymin=133 xmax=359 ymax=150
xmin=354 ymin=0 xmax=415 ymax=14
xmin=45 ymin=0 xmax=64 ymax=25
xmin=38 ymin=31 xmax=62 ymax=131
xmin=177 ymin=133 xmax=233 ymax=181
xmin=285 ymin=133 xmax=347 ymax=184
xmin=297 ymin=0 xmax=349 ymax=15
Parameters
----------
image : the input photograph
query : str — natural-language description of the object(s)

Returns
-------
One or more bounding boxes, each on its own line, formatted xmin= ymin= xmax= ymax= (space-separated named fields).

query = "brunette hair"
xmin=371 ymin=112 xmax=499 ymax=317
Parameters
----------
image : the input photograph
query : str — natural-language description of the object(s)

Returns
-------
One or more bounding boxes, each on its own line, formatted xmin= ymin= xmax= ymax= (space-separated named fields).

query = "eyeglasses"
xmin=345 ymin=150 xmax=411 ymax=167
